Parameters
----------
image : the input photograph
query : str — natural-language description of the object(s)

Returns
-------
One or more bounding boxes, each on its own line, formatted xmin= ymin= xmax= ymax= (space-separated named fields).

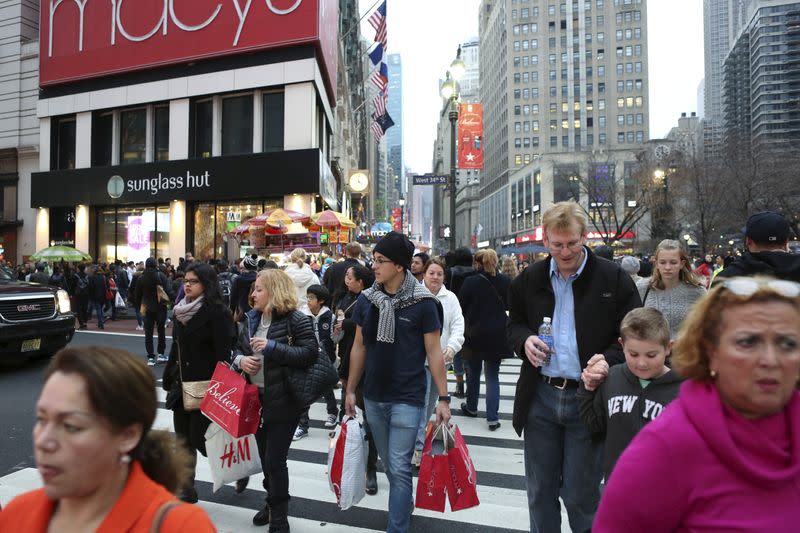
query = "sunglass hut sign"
xmin=40 ymin=0 xmax=322 ymax=86
xmin=107 ymin=171 xmax=211 ymax=200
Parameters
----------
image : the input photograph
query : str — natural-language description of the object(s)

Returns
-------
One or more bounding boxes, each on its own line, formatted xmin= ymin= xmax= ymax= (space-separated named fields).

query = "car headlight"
xmin=57 ymin=290 xmax=71 ymax=314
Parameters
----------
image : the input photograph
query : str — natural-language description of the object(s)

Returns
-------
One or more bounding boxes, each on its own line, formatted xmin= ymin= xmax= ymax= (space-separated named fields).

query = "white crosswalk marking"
xmin=0 ymin=359 xmax=574 ymax=532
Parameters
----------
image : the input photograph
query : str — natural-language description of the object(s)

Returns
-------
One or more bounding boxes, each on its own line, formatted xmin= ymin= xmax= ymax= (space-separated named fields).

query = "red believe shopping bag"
xmin=445 ymin=424 xmax=480 ymax=511
xmin=200 ymin=362 xmax=261 ymax=437
xmin=415 ymin=424 xmax=451 ymax=512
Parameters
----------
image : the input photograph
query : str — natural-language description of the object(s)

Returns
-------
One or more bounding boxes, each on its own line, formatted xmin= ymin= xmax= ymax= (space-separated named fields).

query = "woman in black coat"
xmin=232 ymin=268 xmax=318 ymax=531
xmin=458 ymin=249 xmax=512 ymax=431
xmin=87 ymin=265 xmax=108 ymax=330
xmin=163 ymin=262 xmax=234 ymax=504
xmin=134 ymin=257 xmax=172 ymax=365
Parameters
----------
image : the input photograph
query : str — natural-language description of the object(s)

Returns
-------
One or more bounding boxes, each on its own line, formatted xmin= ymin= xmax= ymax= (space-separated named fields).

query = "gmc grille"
xmin=0 ymin=296 xmax=57 ymax=322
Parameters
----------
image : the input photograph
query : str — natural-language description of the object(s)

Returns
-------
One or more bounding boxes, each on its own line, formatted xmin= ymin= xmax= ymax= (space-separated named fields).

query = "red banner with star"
xmin=458 ymin=104 xmax=483 ymax=170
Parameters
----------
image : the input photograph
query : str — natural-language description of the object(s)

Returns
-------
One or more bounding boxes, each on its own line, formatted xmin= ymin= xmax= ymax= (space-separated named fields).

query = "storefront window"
xmin=192 ymin=99 xmax=213 ymax=158
xmin=154 ymin=105 xmax=169 ymax=161
xmin=193 ymin=200 xmax=281 ymax=261
xmin=49 ymin=207 xmax=75 ymax=247
xmin=97 ymin=205 xmax=169 ymax=263
xmin=120 ymin=108 xmax=146 ymax=165
xmin=222 ymin=95 xmax=253 ymax=155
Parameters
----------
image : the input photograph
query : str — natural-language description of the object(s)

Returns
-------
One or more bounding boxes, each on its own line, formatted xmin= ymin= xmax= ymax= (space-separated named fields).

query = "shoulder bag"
xmin=283 ymin=311 xmax=340 ymax=409
xmin=176 ymin=339 xmax=211 ymax=411
xmin=149 ymin=500 xmax=183 ymax=533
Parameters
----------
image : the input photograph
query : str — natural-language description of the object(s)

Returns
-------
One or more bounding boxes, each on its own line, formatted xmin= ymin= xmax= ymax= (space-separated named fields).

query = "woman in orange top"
xmin=0 ymin=346 xmax=216 ymax=532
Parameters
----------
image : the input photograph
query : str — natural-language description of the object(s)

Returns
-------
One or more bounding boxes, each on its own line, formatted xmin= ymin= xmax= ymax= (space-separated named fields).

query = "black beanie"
xmin=373 ymin=231 xmax=414 ymax=270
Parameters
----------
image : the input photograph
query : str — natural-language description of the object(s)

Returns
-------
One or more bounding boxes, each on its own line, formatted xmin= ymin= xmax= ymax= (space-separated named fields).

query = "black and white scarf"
xmin=362 ymin=271 xmax=436 ymax=343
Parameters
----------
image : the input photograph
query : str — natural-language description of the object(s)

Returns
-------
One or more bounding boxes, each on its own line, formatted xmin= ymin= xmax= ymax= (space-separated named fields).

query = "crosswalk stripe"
xmin=1 ymin=360 xmax=572 ymax=532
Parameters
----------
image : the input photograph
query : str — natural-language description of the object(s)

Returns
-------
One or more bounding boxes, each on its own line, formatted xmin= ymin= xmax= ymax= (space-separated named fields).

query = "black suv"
xmin=0 ymin=266 xmax=75 ymax=363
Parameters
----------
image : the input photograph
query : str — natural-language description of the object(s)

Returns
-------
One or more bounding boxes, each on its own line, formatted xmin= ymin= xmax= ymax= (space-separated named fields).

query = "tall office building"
xmin=478 ymin=0 xmax=650 ymax=242
xmin=722 ymin=1 xmax=800 ymax=153
xmin=386 ymin=54 xmax=403 ymax=205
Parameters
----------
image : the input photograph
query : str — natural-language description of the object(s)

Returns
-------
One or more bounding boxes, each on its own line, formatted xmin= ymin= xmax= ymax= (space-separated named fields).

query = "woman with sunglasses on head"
xmin=637 ymin=239 xmax=707 ymax=340
xmin=162 ymin=262 xmax=234 ymax=504
xmin=594 ymin=277 xmax=800 ymax=532
xmin=0 ymin=346 xmax=215 ymax=532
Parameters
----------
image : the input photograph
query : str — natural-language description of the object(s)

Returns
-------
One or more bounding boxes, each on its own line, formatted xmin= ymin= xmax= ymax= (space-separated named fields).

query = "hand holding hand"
xmin=524 ymin=335 xmax=550 ymax=367
xmin=581 ymin=354 xmax=609 ymax=391
xmin=249 ymin=337 xmax=267 ymax=353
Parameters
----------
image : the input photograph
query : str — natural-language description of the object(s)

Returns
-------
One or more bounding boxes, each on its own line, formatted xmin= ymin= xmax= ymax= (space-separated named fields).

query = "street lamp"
xmin=440 ymin=46 xmax=464 ymax=252
xmin=398 ymin=198 xmax=406 ymax=236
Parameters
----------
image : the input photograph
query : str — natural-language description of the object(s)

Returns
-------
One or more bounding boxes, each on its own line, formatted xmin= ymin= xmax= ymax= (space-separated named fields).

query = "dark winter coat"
xmin=459 ymin=271 xmax=513 ymax=360
xmin=323 ymin=258 xmax=361 ymax=303
xmin=310 ymin=308 xmax=336 ymax=362
xmin=229 ymin=270 xmax=257 ymax=314
xmin=577 ymin=364 xmax=682 ymax=479
xmin=67 ymin=271 xmax=89 ymax=299
xmin=236 ymin=308 xmax=319 ymax=423
xmin=133 ymin=268 xmax=171 ymax=313
xmin=163 ymin=301 xmax=234 ymax=454
xmin=333 ymin=291 xmax=360 ymax=381
xmin=88 ymin=271 xmax=108 ymax=303
xmin=447 ymin=265 xmax=477 ymax=298
xmin=507 ymin=248 xmax=642 ymax=436
xmin=714 ymin=250 xmax=800 ymax=283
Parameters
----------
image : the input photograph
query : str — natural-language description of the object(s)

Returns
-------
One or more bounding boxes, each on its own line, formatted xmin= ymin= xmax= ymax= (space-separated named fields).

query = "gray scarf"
xmin=362 ymin=271 xmax=436 ymax=343
xmin=173 ymin=295 xmax=204 ymax=325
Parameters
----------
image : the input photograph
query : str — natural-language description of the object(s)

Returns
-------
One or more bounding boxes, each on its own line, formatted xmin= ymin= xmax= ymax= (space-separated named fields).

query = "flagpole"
xmin=340 ymin=0 xmax=384 ymax=42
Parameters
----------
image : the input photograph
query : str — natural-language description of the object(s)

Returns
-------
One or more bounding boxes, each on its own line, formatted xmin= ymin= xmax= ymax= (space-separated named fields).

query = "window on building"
xmin=617 ymin=115 xmax=625 ymax=126
xmin=515 ymin=122 xmax=522 ymax=133
xmin=91 ymin=112 xmax=113 ymax=167
xmin=120 ymin=108 xmax=146 ymax=165
xmin=263 ymin=92 xmax=285 ymax=153
xmin=222 ymin=95 xmax=254 ymax=155
xmin=515 ymin=154 xmax=523 ymax=165
xmin=532 ymin=120 xmax=540 ymax=131
xmin=617 ymin=81 xmax=625 ymax=92
xmin=550 ymin=136 xmax=558 ymax=146
xmin=618 ymin=132 xmax=625 ymax=144
xmin=636 ymin=131 xmax=644 ymax=143
xmin=153 ymin=104 xmax=169 ymax=161
xmin=626 ymin=62 xmax=633 ymax=73
xmin=627 ymin=131 xmax=635 ymax=143
xmin=191 ymin=99 xmax=213 ymax=158
xmin=599 ymin=116 xmax=606 ymax=127
xmin=515 ymin=138 xmax=522 ymax=148
xmin=51 ymin=116 xmax=76 ymax=170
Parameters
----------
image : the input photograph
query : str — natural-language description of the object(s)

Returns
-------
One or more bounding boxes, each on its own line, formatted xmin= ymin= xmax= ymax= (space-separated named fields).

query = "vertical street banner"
xmin=458 ymin=104 xmax=484 ymax=170
xmin=391 ymin=207 xmax=402 ymax=231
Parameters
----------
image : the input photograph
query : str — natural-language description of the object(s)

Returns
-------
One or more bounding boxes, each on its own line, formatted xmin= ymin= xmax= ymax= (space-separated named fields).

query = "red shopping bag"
xmin=445 ymin=424 xmax=480 ymax=511
xmin=415 ymin=424 xmax=452 ymax=512
xmin=200 ymin=362 xmax=261 ymax=437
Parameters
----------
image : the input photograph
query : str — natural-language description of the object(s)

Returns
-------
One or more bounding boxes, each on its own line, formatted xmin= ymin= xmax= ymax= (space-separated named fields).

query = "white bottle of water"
xmin=538 ymin=317 xmax=555 ymax=366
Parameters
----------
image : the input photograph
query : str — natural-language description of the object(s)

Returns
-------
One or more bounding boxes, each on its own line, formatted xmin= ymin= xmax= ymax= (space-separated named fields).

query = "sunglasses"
xmin=720 ymin=278 xmax=800 ymax=298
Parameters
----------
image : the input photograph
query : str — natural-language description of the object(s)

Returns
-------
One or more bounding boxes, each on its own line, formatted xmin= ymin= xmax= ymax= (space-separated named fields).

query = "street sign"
xmin=412 ymin=174 xmax=449 ymax=185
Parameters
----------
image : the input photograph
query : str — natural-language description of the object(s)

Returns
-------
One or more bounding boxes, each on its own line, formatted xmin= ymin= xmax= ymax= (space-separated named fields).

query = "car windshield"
xmin=0 ymin=267 xmax=12 ymax=280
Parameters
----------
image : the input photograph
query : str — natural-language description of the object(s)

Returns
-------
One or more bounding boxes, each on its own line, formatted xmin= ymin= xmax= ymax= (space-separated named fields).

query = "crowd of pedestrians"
xmin=1 ymin=203 xmax=797 ymax=533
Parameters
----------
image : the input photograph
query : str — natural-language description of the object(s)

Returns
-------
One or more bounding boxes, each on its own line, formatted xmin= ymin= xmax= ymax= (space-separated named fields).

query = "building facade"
xmin=386 ymin=53 xmax=403 ymax=207
xmin=29 ymin=0 xmax=360 ymax=264
xmin=478 ymin=0 xmax=651 ymax=245
xmin=721 ymin=1 xmax=800 ymax=154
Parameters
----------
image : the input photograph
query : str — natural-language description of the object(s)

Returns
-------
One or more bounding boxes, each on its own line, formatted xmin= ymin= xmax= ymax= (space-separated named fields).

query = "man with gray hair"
xmin=620 ymin=255 xmax=643 ymax=284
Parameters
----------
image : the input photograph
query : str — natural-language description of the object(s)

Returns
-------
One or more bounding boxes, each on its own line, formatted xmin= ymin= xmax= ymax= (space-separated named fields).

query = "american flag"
xmin=371 ymin=63 xmax=389 ymax=92
xmin=369 ymin=1 xmax=387 ymax=50
xmin=372 ymin=91 xmax=387 ymax=119
xmin=371 ymin=120 xmax=384 ymax=141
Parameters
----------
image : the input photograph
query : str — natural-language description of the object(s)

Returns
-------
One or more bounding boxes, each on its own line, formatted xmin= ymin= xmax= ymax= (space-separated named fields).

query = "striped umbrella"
xmin=310 ymin=210 xmax=357 ymax=229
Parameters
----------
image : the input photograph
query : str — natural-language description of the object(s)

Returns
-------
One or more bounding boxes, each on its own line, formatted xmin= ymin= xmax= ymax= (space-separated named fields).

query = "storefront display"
xmin=96 ymin=206 xmax=169 ymax=263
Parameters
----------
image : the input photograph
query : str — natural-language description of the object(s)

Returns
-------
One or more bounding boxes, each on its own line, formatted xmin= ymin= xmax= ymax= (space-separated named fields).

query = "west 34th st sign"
xmin=40 ymin=0 xmax=339 ymax=102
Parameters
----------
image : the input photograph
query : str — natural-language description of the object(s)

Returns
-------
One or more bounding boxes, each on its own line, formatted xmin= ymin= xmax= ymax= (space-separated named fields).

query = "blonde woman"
xmin=501 ymin=255 xmax=519 ymax=279
xmin=232 ymin=268 xmax=318 ymax=530
xmin=637 ymin=239 xmax=707 ymax=340
xmin=284 ymin=247 xmax=319 ymax=314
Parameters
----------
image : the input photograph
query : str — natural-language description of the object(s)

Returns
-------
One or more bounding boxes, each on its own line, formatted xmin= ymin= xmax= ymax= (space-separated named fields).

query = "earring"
xmin=119 ymin=454 xmax=132 ymax=465
xmin=710 ymin=369 xmax=717 ymax=378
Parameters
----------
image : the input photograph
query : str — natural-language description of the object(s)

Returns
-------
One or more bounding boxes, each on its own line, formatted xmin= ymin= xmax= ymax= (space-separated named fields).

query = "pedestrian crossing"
xmin=0 ymin=358 xmax=572 ymax=532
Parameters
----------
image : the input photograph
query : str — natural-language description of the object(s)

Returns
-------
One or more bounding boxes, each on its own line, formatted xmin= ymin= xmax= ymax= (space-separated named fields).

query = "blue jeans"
xmin=414 ymin=368 xmax=438 ymax=451
xmin=523 ymin=381 xmax=603 ymax=533
xmin=92 ymin=301 xmax=105 ymax=326
xmin=364 ymin=399 xmax=422 ymax=533
xmin=465 ymin=358 xmax=500 ymax=423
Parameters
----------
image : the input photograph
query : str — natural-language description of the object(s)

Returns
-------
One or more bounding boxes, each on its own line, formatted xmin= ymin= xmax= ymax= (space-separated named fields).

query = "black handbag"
xmin=283 ymin=312 xmax=340 ymax=408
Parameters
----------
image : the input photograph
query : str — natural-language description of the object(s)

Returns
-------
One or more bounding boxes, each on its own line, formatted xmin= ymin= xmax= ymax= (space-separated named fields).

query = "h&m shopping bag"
xmin=415 ymin=423 xmax=453 ymax=512
xmin=200 ymin=362 xmax=261 ymax=437
xmin=327 ymin=416 xmax=367 ymax=510
xmin=204 ymin=422 xmax=261 ymax=492
xmin=445 ymin=424 xmax=480 ymax=511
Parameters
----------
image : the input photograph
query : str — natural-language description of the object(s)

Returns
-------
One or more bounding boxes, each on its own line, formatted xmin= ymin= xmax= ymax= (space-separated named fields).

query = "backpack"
xmin=218 ymin=272 xmax=234 ymax=305
xmin=75 ymin=273 xmax=88 ymax=295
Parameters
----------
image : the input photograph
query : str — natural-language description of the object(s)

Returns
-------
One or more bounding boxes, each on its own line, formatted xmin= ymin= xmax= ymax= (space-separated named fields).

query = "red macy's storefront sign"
xmin=40 ymin=0 xmax=338 ymax=102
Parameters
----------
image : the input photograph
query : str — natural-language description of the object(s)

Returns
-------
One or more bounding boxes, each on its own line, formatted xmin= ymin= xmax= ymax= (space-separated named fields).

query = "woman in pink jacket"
xmin=594 ymin=277 xmax=800 ymax=532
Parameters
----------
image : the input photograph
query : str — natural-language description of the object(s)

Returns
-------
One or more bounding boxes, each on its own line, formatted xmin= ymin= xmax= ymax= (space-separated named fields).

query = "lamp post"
xmin=398 ymin=198 xmax=405 ymax=236
xmin=440 ymin=46 xmax=466 ymax=252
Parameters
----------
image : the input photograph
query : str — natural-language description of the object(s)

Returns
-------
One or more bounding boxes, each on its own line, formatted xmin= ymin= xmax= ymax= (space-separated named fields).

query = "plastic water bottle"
xmin=538 ymin=317 xmax=555 ymax=366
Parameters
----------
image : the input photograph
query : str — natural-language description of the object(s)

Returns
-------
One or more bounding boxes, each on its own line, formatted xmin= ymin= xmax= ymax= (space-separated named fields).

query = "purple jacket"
xmin=594 ymin=379 xmax=800 ymax=532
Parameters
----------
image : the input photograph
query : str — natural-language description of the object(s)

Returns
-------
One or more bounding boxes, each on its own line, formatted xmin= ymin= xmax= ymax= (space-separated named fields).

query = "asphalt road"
xmin=0 ymin=331 xmax=169 ymax=477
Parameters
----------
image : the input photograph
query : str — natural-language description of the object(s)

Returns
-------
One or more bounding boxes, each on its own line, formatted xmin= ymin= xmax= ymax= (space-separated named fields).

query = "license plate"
xmin=21 ymin=338 xmax=41 ymax=352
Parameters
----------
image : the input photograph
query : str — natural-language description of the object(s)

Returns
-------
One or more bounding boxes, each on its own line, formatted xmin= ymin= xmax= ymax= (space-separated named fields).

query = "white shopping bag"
xmin=114 ymin=291 xmax=125 ymax=309
xmin=327 ymin=416 xmax=367 ymax=510
xmin=204 ymin=422 xmax=262 ymax=492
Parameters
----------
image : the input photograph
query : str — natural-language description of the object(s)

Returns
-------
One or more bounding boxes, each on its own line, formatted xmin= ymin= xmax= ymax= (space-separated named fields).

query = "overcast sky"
xmin=359 ymin=0 xmax=705 ymax=174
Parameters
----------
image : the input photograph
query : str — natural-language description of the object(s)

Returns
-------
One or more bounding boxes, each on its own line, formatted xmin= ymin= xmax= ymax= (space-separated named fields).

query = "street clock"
xmin=348 ymin=170 xmax=369 ymax=192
